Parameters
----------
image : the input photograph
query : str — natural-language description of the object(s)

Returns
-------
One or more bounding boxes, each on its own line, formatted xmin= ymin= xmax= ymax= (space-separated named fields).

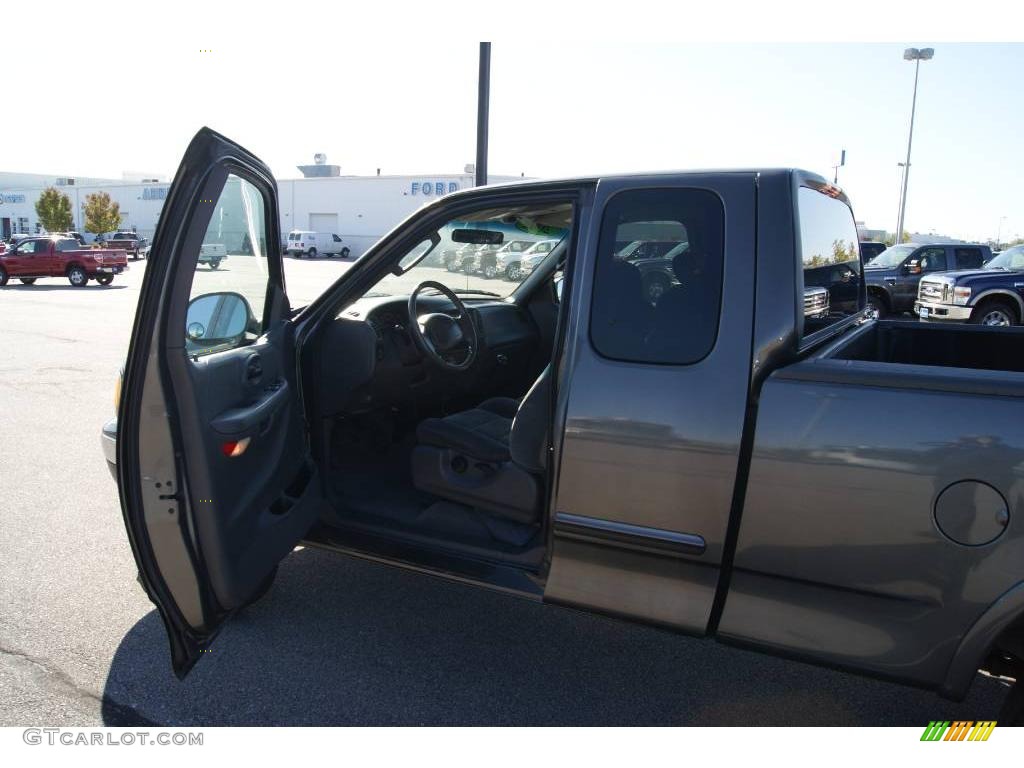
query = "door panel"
xmin=119 ymin=128 xmax=318 ymax=677
xmin=545 ymin=174 xmax=757 ymax=633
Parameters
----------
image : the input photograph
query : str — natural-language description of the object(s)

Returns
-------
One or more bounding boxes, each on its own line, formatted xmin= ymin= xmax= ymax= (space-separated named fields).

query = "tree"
xmin=34 ymin=187 xmax=73 ymax=232
xmin=83 ymin=192 xmax=122 ymax=235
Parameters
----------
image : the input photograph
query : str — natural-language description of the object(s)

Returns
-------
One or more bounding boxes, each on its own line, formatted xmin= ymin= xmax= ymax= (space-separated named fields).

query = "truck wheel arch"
xmin=971 ymin=291 xmax=1023 ymax=323
xmin=940 ymin=580 xmax=1024 ymax=700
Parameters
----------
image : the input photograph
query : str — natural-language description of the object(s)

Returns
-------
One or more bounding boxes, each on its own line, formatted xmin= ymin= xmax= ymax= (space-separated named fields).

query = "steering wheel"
xmin=407 ymin=281 xmax=479 ymax=371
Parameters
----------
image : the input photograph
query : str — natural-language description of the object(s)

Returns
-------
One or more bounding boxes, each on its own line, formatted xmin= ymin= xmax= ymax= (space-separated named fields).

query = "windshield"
xmin=986 ymin=246 xmax=1024 ymax=270
xmin=367 ymin=203 xmax=572 ymax=299
xmin=866 ymin=244 xmax=914 ymax=268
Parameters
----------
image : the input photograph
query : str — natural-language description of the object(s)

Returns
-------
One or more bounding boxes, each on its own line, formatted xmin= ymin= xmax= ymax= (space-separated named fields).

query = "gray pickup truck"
xmin=111 ymin=129 xmax=1024 ymax=720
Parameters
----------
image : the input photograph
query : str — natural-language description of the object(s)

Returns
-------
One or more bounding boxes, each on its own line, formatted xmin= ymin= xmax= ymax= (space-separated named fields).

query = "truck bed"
xmin=775 ymin=320 xmax=1024 ymax=397
xmin=716 ymin=318 xmax=1024 ymax=695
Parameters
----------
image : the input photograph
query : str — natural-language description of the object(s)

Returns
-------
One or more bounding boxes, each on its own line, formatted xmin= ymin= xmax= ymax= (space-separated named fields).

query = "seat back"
xmin=510 ymin=364 xmax=552 ymax=474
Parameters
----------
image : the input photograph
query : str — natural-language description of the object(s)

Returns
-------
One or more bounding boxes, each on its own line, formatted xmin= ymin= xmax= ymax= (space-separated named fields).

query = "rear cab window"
xmin=797 ymin=184 xmax=863 ymax=341
xmin=590 ymin=188 xmax=725 ymax=364
xmin=954 ymin=247 xmax=984 ymax=269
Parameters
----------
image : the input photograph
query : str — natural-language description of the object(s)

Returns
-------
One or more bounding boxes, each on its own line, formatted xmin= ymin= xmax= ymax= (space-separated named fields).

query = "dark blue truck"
xmin=915 ymin=244 xmax=1024 ymax=326
xmin=864 ymin=242 xmax=992 ymax=319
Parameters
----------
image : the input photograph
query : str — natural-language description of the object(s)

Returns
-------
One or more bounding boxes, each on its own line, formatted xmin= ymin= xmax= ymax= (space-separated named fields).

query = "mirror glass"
xmin=451 ymin=228 xmax=504 ymax=245
xmin=185 ymin=292 xmax=250 ymax=344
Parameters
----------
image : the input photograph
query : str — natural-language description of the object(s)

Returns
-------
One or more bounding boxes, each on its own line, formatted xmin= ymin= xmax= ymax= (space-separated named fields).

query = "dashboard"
xmin=310 ymin=293 xmax=542 ymax=418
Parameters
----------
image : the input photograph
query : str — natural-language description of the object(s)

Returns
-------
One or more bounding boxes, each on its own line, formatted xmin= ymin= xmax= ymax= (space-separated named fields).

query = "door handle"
xmin=210 ymin=380 xmax=289 ymax=436
xmin=244 ymin=353 xmax=263 ymax=384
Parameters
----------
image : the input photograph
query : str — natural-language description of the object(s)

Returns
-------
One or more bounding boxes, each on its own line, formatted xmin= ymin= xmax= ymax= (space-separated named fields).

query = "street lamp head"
xmin=904 ymin=47 xmax=935 ymax=61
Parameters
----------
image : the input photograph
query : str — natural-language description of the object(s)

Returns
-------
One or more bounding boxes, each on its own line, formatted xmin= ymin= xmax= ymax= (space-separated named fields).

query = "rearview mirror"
xmin=185 ymin=292 xmax=253 ymax=346
xmin=452 ymin=229 xmax=504 ymax=245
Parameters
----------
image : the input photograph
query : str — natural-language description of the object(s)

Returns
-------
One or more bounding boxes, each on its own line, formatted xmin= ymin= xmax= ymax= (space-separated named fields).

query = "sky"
xmin=2 ymin=39 xmax=1021 ymax=242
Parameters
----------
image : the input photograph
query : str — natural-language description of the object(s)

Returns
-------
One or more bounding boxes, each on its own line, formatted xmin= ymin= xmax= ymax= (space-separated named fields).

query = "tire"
xmin=209 ymin=259 xmax=221 ymax=270
xmin=19 ymin=277 xmax=37 ymax=285
xmin=308 ymin=248 xmax=317 ymax=259
xmin=95 ymin=274 xmax=113 ymax=286
xmin=970 ymin=300 xmax=1017 ymax=327
xmin=446 ymin=262 xmax=459 ymax=273
xmin=463 ymin=262 xmax=474 ymax=275
xmin=506 ymin=263 xmax=522 ymax=281
xmin=341 ymin=247 xmax=351 ymax=258
xmin=867 ymin=294 xmax=888 ymax=320
xmin=67 ymin=265 xmax=88 ymax=287
xmin=483 ymin=264 xmax=497 ymax=279
xmin=643 ymin=273 xmax=670 ymax=303
xmin=0 ymin=266 xmax=10 ymax=286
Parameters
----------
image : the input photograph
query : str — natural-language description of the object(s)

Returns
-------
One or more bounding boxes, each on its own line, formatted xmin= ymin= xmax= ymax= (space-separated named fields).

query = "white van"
xmin=286 ymin=231 xmax=350 ymax=259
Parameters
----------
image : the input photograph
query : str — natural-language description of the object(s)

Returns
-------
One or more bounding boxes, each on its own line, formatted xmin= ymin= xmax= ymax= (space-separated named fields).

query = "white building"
xmin=0 ymin=169 xmax=523 ymax=256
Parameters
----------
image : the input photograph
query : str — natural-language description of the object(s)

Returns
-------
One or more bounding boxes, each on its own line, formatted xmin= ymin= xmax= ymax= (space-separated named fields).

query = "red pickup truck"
xmin=0 ymin=236 xmax=128 ymax=286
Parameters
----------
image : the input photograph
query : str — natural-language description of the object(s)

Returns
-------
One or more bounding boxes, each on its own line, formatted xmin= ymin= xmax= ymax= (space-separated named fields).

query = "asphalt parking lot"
xmin=0 ymin=255 xmax=1010 ymax=726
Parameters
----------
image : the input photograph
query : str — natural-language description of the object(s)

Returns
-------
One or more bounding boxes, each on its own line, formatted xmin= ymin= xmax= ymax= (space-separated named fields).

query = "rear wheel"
xmin=209 ymin=259 xmax=221 ymax=270
xmin=341 ymin=247 xmax=351 ymax=258
xmin=483 ymin=264 xmax=497 ymax=279
xmin=19 ymin=277 xmax=37 ymax=285
xmin=0 ymin=266 xmax=7 ymax=286
xmin=867 ymin=293 xmax=888 ymax=320
xmin=67 ymin=265 xmax=88 ymax=287
xmin=506 ymin=263 xmax=522 ymax=281
xmin=970 ymin=300 xmax=1017 ymax=327
xmin=96 ymin=274 xmax=114 ymax=285
xmin=308 ymin=248 xmax=317 ymax=259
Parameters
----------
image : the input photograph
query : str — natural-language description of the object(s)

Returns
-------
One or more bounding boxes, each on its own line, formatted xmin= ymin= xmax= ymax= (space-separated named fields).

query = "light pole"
xmin=475 ymin=42 xmax=491 ymax=188
xmin=996 ymin=216 xmax=1007 ymax=248
xmin=895 ymin=47 xmax=934 ymax=244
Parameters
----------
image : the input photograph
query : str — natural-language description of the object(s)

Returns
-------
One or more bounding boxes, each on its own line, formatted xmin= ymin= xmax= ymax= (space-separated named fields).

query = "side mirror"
xmin=903 ymin=261 xmax=922 ymax=275
xmin=185 ymin=292 xmax=253 ymax=346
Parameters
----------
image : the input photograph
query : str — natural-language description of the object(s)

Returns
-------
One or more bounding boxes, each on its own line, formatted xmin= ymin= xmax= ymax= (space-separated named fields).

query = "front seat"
xmin=412 ymin=366 xmax=551 ymax=525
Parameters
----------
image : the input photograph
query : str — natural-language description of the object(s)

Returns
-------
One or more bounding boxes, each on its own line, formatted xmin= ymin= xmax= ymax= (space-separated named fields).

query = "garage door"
xmin=309 ymin=213 xmax=338 ymax=234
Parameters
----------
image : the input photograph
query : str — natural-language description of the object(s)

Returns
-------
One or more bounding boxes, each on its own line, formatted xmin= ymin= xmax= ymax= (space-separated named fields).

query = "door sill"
xmin=303 ymin=521 xmax=545 ymax=598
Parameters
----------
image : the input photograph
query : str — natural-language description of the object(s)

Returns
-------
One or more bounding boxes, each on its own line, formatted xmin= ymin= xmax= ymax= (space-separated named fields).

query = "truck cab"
xmin=112 ymin=130 xmax=1024 ymax=721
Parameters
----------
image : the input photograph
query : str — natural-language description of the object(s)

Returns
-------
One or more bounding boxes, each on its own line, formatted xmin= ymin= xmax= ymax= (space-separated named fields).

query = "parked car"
xmin=102 ymin=129 xmax=1024 ymax=724
xmin=443 ymin=242 xmax=479 ymax=272
xmin=0 ymin=235 xmax=127 ymax=286
xmin=198 ymin=243 xmax=228 ymax=269
xmin=493 ymin=239 xmax=538 ymax=281
xmin=616 ymin=240 xmax=690 ymax=303
xmin=517 ymin=238 xmax=560 ymax=277
xmin=105 ymin=231 xmax=147 ymax=260
xmin=286 ymin=230 xmax=350 ymax=258
xmin=461 ymin=242 xmax=502 ymax=277
xmin=915 ymin=244 xmax=1024 ymax=326
xmin=859 ymin=241 xmax=887 ymax=261
xmin=864 ymin=242 xmax=992 ymax=318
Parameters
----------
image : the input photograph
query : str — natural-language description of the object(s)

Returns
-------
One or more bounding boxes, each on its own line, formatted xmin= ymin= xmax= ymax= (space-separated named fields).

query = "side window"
xmin=955 ymin=248 xmax=983 ymax=269
xmin=918 ymin=247 xmax=947 ymax=272
xmin=333 ymin=234 xmax=342 ymax=242
xmin=19 ymin=240 xmax=39 ymax=254
xmin=590 ymin=188 xmax=724 ymax=365
xmin=185 ymin=174 xmax=269 ymax=357
xmin=797 ymin=185 xmax=863 ymax=338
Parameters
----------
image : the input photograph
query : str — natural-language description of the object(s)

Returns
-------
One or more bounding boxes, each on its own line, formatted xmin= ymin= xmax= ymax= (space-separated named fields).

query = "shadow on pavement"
xmin=102 ymin=546 xmax=1009 ymax=726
